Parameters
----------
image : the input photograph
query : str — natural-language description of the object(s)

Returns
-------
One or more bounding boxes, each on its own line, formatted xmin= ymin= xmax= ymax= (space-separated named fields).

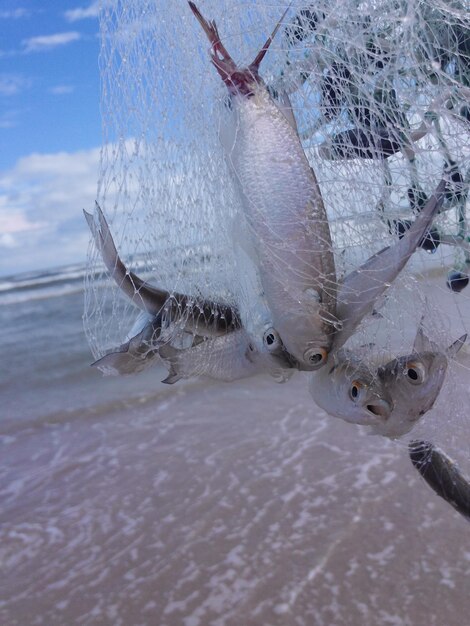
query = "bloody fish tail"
xmin=188 ymin=1 xmax=237 ymax=85
xmin=189 ymin=1 xmax=290 ymax=93
xmin=249 ymin=4 xmax=291 ymax=71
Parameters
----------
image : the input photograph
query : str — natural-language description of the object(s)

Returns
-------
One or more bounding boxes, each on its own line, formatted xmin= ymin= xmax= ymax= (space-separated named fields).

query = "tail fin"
xmin=250 ymin=4 xmax=291 ymax=71
xmin=188 ymin=2 xmax=237 ymax=84
xmin=189 ymin=2 xmax=290 ymax=92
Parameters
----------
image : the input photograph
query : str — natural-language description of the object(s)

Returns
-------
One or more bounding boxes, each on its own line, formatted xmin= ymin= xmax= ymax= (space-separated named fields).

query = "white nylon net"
xmin=84 ymin=0 xmax=470 ymax=452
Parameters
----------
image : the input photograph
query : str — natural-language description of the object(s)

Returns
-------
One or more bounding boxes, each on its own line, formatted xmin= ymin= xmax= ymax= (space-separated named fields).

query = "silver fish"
xmin=91 ymin=310 xmax=202 ymax=376
xmin=159 ymin=328 xmax=294 ymax=385
xmin=84 ymin=204 xmax=240 ymax=337
xmin=91 ymin=315 xmax=166 ymax=376
xmin=310 ymin=325 xmax=466 ymax=438
xmin=85 ymin=204 xmax=296 ymax=377
xmin=309 ymin=349 xmax=393 ymax=424
xmin=334 ymin=179 xmax=446 ymax=350
xmin=409 ymin=440 xmax=470 ymax=523
xmin=190 ymin=2 xmax=338 ymax=371
xmin=372 ymin=327 xmax=466 ymax=438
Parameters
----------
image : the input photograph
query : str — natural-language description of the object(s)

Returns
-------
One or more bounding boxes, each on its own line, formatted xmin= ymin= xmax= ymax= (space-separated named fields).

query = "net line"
xmin=84 ymin=0 xmax=470 ymax=450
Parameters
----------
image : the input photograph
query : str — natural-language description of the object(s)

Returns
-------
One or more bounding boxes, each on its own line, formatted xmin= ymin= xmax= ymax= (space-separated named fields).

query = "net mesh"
xmin=84 ymin=0 xmax=470 ymax=450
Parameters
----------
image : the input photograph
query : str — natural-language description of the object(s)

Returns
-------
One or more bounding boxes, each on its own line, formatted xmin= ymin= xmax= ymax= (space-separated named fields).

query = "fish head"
xmin=276 ymin=300 xmax=340 ymax=371
xmin=373 ymin=351 xmax=448 ymax=438
xmin=261 ymin=327 xmax=300 ymax=370
xmin=309 ymin=352 xmax=393 ymax=425
xmin=272 ymin=313 xmax=331 ymax=371
xmin=373 ymin=330 xmax=466 ymax=438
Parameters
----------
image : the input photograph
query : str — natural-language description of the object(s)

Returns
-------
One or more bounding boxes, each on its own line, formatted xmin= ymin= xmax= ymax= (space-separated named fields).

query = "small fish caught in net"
xmin=84 ymin=0 xmax=470 ymax=474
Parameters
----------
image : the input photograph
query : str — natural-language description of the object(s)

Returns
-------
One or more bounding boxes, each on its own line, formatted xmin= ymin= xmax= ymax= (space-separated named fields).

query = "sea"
xmin=1 ymin=265 xmax=469 ymax=626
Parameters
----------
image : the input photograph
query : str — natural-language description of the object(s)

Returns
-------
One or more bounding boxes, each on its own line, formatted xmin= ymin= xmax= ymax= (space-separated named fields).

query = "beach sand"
xmin=2 ymin=374 xmax=470 ymax=625
xmin=1 ymin=280 xmax=470 ymax=625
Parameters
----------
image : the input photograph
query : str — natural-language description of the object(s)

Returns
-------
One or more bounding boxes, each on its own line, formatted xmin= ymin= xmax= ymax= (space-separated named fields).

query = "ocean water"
xmin=1 ymin=267 xmax=470 ymax=626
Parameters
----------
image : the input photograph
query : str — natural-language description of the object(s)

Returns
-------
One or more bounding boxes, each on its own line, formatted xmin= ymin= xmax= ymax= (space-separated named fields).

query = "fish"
xmin=318 ymin=123 xmax=429 ymax=161
xmin=372 ymin=328 xmax=466 ymax=438
xmin=189 ymin=2 xmax=338 ymax=371
xmin=409 ymin=440 xmax=470 ymax=523
xmin=91 ymin=315 xmax=167 ymax=376
xmin=84 ymin=204 xmax=240 ymax=337
xmin=86 ymin=168 xmax=445 ymax=379
xmin=94 ymin=322 xmax=290 ymax=384
xmin=85 ymin=204 xmax=296 ymax=377
xmin=333 ymin=180 xmax=446 ymax=350
xmin=309 ymin=349 xmax=393 ymax=425
xmin=159 ymin=328 xmax=294 ymax=385
xmin=310 ymin=324 xmax=466 ymax=438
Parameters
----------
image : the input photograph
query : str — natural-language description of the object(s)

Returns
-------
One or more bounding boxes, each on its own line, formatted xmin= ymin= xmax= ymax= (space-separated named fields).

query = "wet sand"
xmin=1 ymin=372 xmax=469 ymax=626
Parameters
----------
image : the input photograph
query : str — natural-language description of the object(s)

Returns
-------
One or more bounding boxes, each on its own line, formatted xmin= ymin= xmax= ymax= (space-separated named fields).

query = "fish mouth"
xmin=282 ymin=350 xmax=301 ymax=370
xmin=366 ymin=400 xmax=392 ymax=420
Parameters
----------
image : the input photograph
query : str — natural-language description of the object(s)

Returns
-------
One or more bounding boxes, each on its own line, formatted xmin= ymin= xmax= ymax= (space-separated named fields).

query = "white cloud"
xmin=65 ymin=2 xmax=100 ymax=22
xmin=49 ymin=85 xmax=75 ymax=95
xmin=0 ymin=8 xmax=29 ymax=19
xmin=0 ymin=211 xmax=44 ymax=234
xmin=0 ymin=110 xmax=19 ymax=128
xmin=0 ymin=147 xmax=101 ymax=275
xmin=23 ymin=32 xmax=81 ymax=53
xmin=0 ymin=73 xmax=30 ymax=96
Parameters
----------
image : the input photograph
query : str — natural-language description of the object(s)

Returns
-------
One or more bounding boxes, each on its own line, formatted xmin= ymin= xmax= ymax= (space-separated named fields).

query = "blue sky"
xmin=0 ymin=1 xmax=102 ymax=276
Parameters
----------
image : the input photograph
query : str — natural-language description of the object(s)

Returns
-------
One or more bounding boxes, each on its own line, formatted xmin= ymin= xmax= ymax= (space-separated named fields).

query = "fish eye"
xmin=349 ymin=380 xmax=363 ymax=401
xmin=303 ymin=347 xmax=328 ymax=368
xmin=405 ymin=361 xmax=426 ymax=385
xmin=263 ymin=328 xmax=282 ymax=352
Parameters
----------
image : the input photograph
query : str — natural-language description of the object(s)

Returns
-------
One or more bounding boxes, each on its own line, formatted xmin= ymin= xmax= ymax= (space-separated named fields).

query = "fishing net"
xmin=84 ymin=0 xmax=470 ymax=450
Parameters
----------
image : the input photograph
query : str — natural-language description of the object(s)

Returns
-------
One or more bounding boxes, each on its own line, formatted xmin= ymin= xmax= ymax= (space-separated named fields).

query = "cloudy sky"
xmin=0 ymin=1 xmax=101 ymax=276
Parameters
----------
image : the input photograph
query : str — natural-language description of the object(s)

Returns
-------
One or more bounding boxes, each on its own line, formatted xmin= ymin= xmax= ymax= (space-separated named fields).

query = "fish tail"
xmin=250 ymin=3 xmax=291 ymax=70
xmin=188 ymin=2 xmax=237 ymax=83
xmin=189 ymin=2 xmax=289 ymax=92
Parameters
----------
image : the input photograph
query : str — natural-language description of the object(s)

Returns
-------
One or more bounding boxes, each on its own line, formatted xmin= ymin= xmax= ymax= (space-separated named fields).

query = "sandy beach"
xmin=1 ymin=274 xmax=470 ymax=626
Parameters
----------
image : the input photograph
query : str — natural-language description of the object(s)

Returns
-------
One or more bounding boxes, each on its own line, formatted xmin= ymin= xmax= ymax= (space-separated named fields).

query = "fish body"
xmin=409 ymin=440 xmax=470 ymax=522
xmin=190 ymin=2 xmax=337 ymax=371
xmin=84 ymin=204 xmax=240 ymax=338
xmin=160 ymin=329 xmax=293 ymax=384
xmin=225 ymin=88 xmax=338 ymax=369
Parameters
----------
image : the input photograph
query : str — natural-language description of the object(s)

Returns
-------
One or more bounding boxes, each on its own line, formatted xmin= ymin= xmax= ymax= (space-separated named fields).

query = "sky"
xmin=0 ymin=1 xmax=102 ymax=277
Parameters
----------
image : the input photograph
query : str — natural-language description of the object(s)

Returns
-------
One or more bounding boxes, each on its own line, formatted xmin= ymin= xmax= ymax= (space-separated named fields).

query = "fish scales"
xmin=228 ymin=91 xmax=337 ymax=355
xmin=160 ymin=329 xmax=285 ymax=384
xmin=189 ymin=1 xmax=337 ymax=369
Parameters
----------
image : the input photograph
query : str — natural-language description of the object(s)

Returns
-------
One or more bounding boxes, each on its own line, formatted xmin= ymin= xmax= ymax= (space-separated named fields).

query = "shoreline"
xmin=2 ymin=373 xmax=469 ymax=626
